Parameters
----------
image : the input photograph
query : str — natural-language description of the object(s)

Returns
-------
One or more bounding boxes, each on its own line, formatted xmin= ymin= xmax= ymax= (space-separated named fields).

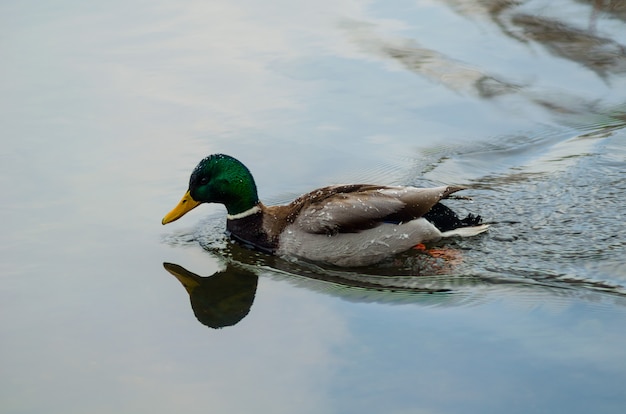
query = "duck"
xmin=162 ymin=154 xmax=489 ymax=267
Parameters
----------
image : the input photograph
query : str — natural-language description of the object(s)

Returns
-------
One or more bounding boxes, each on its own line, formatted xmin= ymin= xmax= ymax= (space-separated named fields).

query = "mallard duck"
xmin=162 ymin=154 xmax=488 ymax=267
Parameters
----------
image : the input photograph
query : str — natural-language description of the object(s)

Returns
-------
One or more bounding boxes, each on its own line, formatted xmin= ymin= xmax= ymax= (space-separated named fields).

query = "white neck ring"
xmin=227 ymin=205 xmax=261 ymax=220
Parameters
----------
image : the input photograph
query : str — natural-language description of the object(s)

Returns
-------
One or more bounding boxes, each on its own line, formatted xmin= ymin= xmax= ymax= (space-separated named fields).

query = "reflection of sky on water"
xmin=2 ymin=0 xmax=626 ymax=413
xmin=159 ymin=257 xmax=626 ymax=413
xmin=2 ymin=263 xmax=350 ymax=414
xmin=4 ymin=0 xmax=624 ymax=180
xmin=334 ymin=299 xmax=626 ymax=414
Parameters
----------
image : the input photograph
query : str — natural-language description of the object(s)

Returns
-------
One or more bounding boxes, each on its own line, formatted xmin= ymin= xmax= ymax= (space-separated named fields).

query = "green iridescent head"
xmin=162 ymin=154 xmax=259 ymax=224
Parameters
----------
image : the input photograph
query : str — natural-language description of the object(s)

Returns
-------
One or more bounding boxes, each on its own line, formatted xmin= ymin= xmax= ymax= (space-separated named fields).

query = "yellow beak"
xmin=162 ymin=191 xmax=201 ymax=224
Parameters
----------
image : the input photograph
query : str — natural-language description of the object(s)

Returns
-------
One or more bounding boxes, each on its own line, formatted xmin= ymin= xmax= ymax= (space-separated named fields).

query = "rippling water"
xmin=2 ymin=0 xmax=626 ymax=413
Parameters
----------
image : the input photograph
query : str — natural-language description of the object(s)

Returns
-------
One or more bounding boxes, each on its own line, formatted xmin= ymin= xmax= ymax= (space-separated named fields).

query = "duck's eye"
xmin=199 ymin=177 xmax=209 ymax=185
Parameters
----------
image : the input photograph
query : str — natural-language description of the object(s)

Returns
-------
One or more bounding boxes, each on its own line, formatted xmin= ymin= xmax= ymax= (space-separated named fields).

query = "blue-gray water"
xmin=2 ymin=1 xmax=626 ymax=413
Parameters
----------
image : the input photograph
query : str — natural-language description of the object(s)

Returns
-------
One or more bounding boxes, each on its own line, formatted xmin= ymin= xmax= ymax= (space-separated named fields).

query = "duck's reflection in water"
xmin=163 ymin=255 xmax=626 ymax=330
xmin=163 ymin=263 xmax=258 ymax=329
xmin=162 ymin=252 xmax=456 ymax=329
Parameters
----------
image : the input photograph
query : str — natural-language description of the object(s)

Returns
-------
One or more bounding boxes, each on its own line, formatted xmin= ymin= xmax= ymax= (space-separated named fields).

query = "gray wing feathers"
xmin=294 ymin=185 xmax=459 ymax=234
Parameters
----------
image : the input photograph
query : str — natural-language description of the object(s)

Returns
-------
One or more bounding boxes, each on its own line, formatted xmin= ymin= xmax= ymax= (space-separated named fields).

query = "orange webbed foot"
xmin=413 ymin=244 xmax=462 ymax=263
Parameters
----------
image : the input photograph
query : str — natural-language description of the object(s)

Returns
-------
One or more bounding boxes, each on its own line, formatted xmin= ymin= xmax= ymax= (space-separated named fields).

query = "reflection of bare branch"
xmin=345 ymin=22 xmax=626 ymax=123
xmin=581 ymin=0 xmax=626 ymax=26
xmin=438 ymin=1 xmax=626 ymax=79
xmin=380 ymin=41 xmax=523 ymax=98
xmin=511 ymin=13 xmax=626 ymax=78
xmin=437 ymin=0 xmax=521 ymax=18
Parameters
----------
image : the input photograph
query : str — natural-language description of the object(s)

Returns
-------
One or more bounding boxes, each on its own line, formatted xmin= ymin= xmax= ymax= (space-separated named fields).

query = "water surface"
xmin=2 ymin=1 xmax=626 ymax=413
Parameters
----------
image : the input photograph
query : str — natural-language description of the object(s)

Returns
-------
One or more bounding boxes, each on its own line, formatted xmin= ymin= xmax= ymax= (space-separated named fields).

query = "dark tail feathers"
xmin=424 ymin=203 xmax=482 ymax=232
